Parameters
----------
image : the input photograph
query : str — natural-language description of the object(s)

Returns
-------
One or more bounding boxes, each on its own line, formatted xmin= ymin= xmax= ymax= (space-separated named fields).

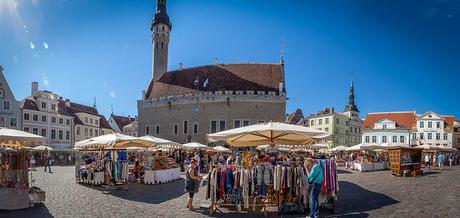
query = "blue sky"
xmin=1 ymin=0 xmax=459 ymax=118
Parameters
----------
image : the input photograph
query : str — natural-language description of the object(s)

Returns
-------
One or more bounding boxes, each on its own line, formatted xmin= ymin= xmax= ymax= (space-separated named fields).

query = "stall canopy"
xmin=213 ymin=145 xmax=232 ymax=153
xmin=137 ymin=135 xmax=181 ymax=148
xmin=0 ymin=127 xmax=47 ymax=148
xmin=31 ymin=145 xmax=54 ymax=151
xmin=207 ymin=121 xmax=330 ymax=147
xmin=75 ymin=133 xmax=148 ymax=149
xmin=414 ymin=144 xmax=448 ymax=152
xmin=183 ymin=142 xmax=209 ymax=150
xmin=346 ymin=143 xmax=384 ymax=152
xmin=330 ymin=145 xmax=349 ymax=152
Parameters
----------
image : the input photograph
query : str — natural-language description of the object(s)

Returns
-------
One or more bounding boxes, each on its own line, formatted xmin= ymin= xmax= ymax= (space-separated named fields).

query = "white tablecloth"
xmin=93 ymin=172 xmax=104 ymax=185
xmin=144 ymin=167 xmax=181 ymax=184
xmin=144 ymin=171 xmax=155 ymax=184
xmin=373 ymin=162 xmax=385 ymax=171
xmin=354 ymin=162 xmax=373 ymax=172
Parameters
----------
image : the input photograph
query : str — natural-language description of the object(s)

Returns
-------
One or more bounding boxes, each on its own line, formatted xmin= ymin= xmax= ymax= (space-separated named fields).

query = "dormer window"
xmin=41 ymin=102 xmax=47 ymax=109
xmin=383 ymin=125 xmax=387 ymax=129
xmin=51 ymin=104 xmax=56 ymax=111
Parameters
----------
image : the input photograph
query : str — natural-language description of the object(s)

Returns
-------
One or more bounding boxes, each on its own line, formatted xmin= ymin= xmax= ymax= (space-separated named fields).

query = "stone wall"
xmin=138 ymin=93 xmax=286 ymax=144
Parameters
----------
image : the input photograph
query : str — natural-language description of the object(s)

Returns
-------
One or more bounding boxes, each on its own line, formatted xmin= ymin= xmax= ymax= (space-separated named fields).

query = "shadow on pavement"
xmin=79 ymin=179 xmax=186 ymax=204
xmin=337 ymin=169 xmax=353 ymax=174
xmin=0 ymin=203 xmax=54 ymax=218
xmin=331 ymin=181 xmax=398 ymax=216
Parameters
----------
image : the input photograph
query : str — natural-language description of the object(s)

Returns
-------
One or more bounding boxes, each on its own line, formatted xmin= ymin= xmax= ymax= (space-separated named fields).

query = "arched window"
xmin=155 ymin=42 xmax=158 ymax=49
xmin=161 ymin=42 xmax=164 ymax=49
xmin=162 ymin=26 xmax=165 ymax=31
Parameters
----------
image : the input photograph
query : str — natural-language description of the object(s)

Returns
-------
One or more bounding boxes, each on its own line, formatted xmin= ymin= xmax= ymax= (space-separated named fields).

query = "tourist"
xmin=449 ymin=154 xmax=453 ymax=166
xmin=437 ymin=153 xmax=444 ymax=170
xmin=194 ymin=152 xmax=201 ymax=173
xmin=43 ymin=148 xmax=52 ymax=173
xmin=30 ymin=155 xmax=36 ymax=171
xmin=185 ymin=158 xmax=202 ymax=210
xmin=305 ymin=157 xmax=323 ymax=218
xmin=184 ymin=154 xmax=191 ymax=172
xmin=424 ymin=154 xmax=431 ymax=172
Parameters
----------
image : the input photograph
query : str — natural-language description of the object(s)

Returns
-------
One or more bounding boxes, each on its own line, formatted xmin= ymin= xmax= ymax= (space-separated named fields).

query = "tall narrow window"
xmin=400 ymin=136 xmax=405 ymax=143
xmin=193 ymin=124 xmax=198 ymax=134
xmin=372 ymin=136 xmax=377 ymax=143
xmin=219 ymin=120 xmax=226 ymax=131
xmin=51 ymin=129 xmax=56 ymax=139
xmin=428 ymin=122 xmax=432 ymax=128
xmin=393 ymin=136 xmax=397 ymax=143
xmin=427 ymin=133 xmax=432 ymax=140
xmin=41 ymin=129 xmax=46 ymax=137
xmin=59 ymin=130 xmax=63 ymax=140
xmin=420 ymin=122 xmax=424 ymax=128
xmin=174 ymin=125 xmax=178 ymax=134
xmin=210 ymin=121 xmax=217 ymax=133
xmin=156 ymin=126 xmax=160 ymax=135
xmin=234 ymin=120 xmax=241 ymax=128
xmin=436 ymin=122 xmax=441 ymax=128
xmin=146 ymin=126 xmax=150 ymax=135
xmin=183 ymin=121 xmax=188 ymax=134
xmin=243 ymin=120 xmax=250 ymax=127
xmin=436 ymin=133 xmax=440 ymax=140
xmin=382 ymin=136 xmax=387 ymax=143
xmin=365 ymin=136 xmax=370 ymax=143
xmin=443 ymin=133 xmax=448 ymax=140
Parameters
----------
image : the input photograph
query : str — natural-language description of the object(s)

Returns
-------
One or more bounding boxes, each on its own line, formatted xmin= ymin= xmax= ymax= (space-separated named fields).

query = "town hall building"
xmin=138 ymin=0 xmax=286 ymax=144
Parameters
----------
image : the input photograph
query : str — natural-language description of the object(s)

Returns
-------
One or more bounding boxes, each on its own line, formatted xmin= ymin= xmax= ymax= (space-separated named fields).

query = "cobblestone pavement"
xmin=1 ymin=165 xmax=460 ymax=218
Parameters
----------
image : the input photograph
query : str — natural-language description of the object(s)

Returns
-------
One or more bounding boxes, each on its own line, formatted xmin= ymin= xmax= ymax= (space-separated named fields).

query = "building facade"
xmin=453 ymin=120 xmax=460 ymax=149
xmin=138 ymin=0 xmax=286 ymax=144
xmin=361 ymin=111 xmax=416 ymax=147
xmin=108 ymin=115 xmax=136 ymax=133
xmin=412 ymin=111 xmax=453 ymax=148
xmin=59 ymin=100 xmax=114 ymax=143
xmin=21 ymin=82 xmax=74 ymax=149
xmin=123 ymin=120 xmax=138 ymax=137
xmin=0 ymin=66 xmax=21 ymax=130
xmin=299 ymin=81 xmax=362 ymax=148
xmin=21 ymin=82 xmax=113 ymax=148
xmin=362 ymin=111 xmax=455 ymax=148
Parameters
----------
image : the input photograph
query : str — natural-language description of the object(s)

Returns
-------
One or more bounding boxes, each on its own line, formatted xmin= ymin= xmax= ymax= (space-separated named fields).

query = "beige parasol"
xmin=0 ymin=127 xmax=47 ymax=148
xmin=207 ymin=121 xmax=330 ymax=147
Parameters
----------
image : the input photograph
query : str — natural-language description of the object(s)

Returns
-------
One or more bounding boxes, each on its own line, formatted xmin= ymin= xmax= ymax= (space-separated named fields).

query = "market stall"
xmin=206 ymin=121 xmax=333 ymax=216
xmin=388 ymin=146 xmax=423 ymax=177
xmin=345 ymin=143 xmax=389 ymax=173
xmin=0 ymin=127 xmax=47 ymax=210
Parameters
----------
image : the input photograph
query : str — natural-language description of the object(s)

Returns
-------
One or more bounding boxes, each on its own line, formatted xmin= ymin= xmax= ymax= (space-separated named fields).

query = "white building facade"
xmin=412 ymin=111 xmax=453 ymax=148
xmin=0 ymin=66 xmax=21 ymax=130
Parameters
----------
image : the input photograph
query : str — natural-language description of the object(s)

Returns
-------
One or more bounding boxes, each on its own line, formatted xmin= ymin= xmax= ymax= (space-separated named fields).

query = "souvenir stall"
xmin=330 ymin=146 xmax=349 ymax=166
xmin=345 ymin=143 xmax=389 ymax=172
xmin=74 ymin=133 xmax=149 ymax=187
xmin=139 ymin=137 xmax=182 ymax=185
xmin=207 ymin=121 xmax=332 ymax=216
xmin=0 ymin=127 xmax=47 ymax=210
xmin=388 ymin=146 xmax=423 ymax=177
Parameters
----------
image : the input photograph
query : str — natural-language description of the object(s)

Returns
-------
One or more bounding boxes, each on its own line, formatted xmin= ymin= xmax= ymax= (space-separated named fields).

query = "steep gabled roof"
xmin=145 ymin=63 xmax=283 ymax=99
xmin=21 ymin=98 xmax=39 ymax=111
xmin=362 ymin=112 xmax=417 ymax=129
xmin=99 ymin=115 xmax=112 ymax=129
xmin=286 ymin=109 xmax=304 ymax=124
xmin=111 ymin=115 xmax=135 ymax=129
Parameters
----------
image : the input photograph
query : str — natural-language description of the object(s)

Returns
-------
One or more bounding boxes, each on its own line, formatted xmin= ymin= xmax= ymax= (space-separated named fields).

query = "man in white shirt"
xmin=424 ymin=154 xmax=431 ymax=172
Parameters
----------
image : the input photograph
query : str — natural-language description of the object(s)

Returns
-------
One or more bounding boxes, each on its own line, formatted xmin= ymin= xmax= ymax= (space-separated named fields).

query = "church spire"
xmin=344 ymin=79 xmax=359 ymax=113
xmin=151 ymin=0 xmax=171 ymax=81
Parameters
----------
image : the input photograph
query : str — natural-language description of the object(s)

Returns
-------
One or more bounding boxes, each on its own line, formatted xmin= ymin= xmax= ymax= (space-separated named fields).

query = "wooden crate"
xmin=0 ymin=188 xmax=29 ymax=210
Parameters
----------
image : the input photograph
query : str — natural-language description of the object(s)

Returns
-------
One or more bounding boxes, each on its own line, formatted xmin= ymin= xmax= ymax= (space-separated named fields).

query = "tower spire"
xmin=151 ymin=0 xmax=171 ymax=81
xmin=344 ymin=78 xmax=359 ymax=113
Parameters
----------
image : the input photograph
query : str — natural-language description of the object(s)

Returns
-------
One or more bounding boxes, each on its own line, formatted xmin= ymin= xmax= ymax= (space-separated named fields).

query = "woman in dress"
xmin=186 ymin=158 xmax=202 ymax=210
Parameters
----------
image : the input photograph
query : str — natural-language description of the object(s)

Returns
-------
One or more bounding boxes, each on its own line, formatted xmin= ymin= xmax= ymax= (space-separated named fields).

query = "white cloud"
xmin=13 ymin=56 xmax=19 ymax=63
xmin=43 ymin=42 xmax=48 ymax=49
xmin=29 ymin=42 xmax=35 ymax=49
xmin=42 ymin=73 xmax=49 ymax=87
xmin=109 ymin=91 xmax=116 ymax=98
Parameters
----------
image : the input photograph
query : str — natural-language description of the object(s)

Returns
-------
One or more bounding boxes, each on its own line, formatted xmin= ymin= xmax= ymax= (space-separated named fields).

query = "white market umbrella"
xmin=414 ymin=144 xmax=445 ymax=152
xmin=183 ymin=142 xmax=209 ymax=150
xmin=346 ymin=143 xmax=380 ymax=152
xmin=75 ymin=133 xmax=142 ymax=149
xmin=31 ymin=145 xmax=54 ymax=151
xmin=137 ymin=135 xmax=181 ymax=148
xmin=213 ymin=145 xmax=232 ymax=153
xmin=207 ymin=121 xmax=330 ymax=147
xmin=330 ymin=145 xmax=349 ymax=152
xmin=0 ymin=127 xmax=47 ymax=148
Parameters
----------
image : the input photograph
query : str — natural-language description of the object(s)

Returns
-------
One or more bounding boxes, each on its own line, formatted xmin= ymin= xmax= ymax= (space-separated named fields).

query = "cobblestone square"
xmin=1 ymin=165 xmax=459 ymax=218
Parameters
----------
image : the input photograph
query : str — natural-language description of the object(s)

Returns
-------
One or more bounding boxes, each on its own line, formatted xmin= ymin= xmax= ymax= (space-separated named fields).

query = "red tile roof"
xmin=145 ymin=63 xmax=283 ymax=99
xmin=443 ymin=116 xmax=455 ymax=129
xmin=58 ymin=100 xmax=113 ymax=130
xmin=20 ymin=98 xmax=39 ymax=111
xmin=111 ymin=115 xmax=135 ymax=129
xmin=285 ymin=109 xmax=304 ymax=124
xmin=99 ymin=115 xmax=112 ymax=129
xmin=362 ymin=112 xmax=417 ymax=129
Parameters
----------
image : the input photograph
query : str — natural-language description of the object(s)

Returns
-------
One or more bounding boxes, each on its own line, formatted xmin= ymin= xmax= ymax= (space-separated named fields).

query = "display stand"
xmin=388 ymin=147 xmax=423 ymax=177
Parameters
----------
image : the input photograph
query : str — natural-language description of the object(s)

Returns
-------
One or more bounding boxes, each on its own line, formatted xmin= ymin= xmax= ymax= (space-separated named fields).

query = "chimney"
xmin=59 ymin=96 xmax=63 ymax=101
xmin=332 ymin=107 xmax=335 ymax=113
xmin=31 ymin=82 xmax=39 ymax=97
xmin=142 ymin=90 xmax=146 ymax=100
xmin=179 ymin=63 xmax=184 ymax=71
xmin=135 ymin=115 xmax=138 ymax=121
xmin=65 ymin=99 xmax=70 ymax=107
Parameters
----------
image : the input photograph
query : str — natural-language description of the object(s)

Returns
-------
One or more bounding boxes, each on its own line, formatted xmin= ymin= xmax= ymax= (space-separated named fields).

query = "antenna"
xmin=93 ymin=96 xmax=97 ymax=108
xmin=280 ymin=39 xmax=285 ymax=64
xmin=111 ymin=104 xmax=114 ymax=115
xmin=214 ymin=57 xmax=219 ymax=65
